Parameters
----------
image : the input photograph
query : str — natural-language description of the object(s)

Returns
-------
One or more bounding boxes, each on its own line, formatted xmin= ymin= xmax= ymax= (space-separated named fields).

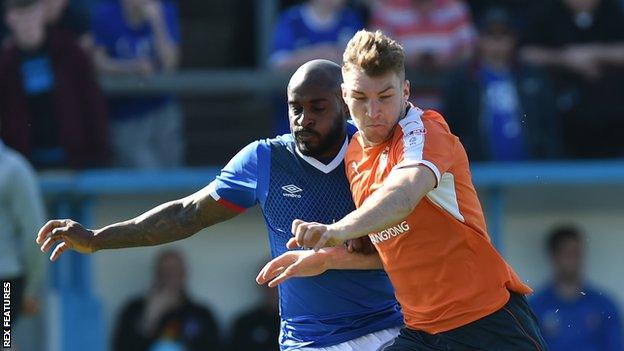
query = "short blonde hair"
xmin=342 ymin=30 xmax=405 ymax=79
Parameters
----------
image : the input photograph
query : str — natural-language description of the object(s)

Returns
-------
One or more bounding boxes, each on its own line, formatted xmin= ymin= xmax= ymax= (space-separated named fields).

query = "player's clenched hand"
xmin=36 ymin=219 xmax=97 ymax=261
xmin=286 ymin=219 xmax=347 ymax=252
xmin=256 ymin=250 xmax=328 ymax=287
xmin=346 ymin=236 xmax=376 ymax=255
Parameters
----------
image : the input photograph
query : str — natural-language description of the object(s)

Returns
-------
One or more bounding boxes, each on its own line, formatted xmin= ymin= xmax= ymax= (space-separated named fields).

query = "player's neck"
xmin=316 ymin=134 xmax=346 ymax=162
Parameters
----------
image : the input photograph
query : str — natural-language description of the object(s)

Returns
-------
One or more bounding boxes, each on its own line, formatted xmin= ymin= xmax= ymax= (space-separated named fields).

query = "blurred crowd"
xmin=269 ymin=0 xmax=624 ymax=161
xmin=0 ymin=0 xmax=183 ymax=169
xmin=0 ymin=0 xmax=623 ymax=170
xmin=110 ymin=250 xmax=280 ymax=351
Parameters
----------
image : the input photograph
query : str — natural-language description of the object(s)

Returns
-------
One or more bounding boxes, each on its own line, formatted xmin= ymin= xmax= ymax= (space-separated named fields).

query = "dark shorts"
xmin=2 ymin=276 xmax=24 ymax=324
xmin=384 ymin=292 xmax=548 ymax=351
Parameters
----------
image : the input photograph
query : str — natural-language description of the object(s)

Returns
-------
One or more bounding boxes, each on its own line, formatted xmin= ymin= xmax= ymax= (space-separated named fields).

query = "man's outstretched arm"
xmin=256 ymin=245 xmax=383 ymax=287
xmin=36 ymin=185 xmax=239 ymax=261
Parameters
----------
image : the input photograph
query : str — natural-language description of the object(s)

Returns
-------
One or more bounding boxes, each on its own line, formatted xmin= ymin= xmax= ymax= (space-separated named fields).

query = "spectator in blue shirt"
xmin=269 ymin=0 xmax=363 ymax=134
xmin=531 ymin=225 xmax=624 ymax=351
xmin=270 ymin=0 xmax=363 ymax=71
xmin=442 ymin=7 xmax=559 ymax=161
xmin=91 ymin=0 xmax=184 ymax=168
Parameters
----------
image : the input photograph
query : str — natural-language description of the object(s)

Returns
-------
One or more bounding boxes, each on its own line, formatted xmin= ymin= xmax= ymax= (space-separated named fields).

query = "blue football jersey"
xmin=209 ymin=131 xmax=402 ymax=350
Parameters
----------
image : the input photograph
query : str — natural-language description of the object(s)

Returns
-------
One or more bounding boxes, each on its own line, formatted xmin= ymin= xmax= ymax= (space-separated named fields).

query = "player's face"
xmin=342 ymin=69 xmax=410 ymax=146
xmin=288 ymin=84 xmax=346 ymax=158
xmin=552 ymin=238 xmax=584 ymax=280
xmin=479 ymin=28 xmax=516 ymax=63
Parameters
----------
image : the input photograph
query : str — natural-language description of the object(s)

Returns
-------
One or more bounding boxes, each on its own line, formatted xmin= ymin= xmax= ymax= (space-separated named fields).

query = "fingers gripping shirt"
xmin=345 ymin=106 xmax=532 ymax=334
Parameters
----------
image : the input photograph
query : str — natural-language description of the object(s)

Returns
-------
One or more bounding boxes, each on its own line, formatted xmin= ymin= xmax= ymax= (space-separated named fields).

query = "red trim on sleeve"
xmin=217 ymin=198 xmax=247 ymax=213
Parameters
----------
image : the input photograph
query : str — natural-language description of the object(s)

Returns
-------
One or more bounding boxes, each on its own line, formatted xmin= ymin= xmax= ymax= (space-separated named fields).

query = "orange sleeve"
xmin=390 ymin=110 xmax=457 ymax=186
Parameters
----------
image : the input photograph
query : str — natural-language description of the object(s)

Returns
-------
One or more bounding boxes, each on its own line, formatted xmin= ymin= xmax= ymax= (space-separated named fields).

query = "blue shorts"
xmin=384 ymin=292 xmax=548 ymax=351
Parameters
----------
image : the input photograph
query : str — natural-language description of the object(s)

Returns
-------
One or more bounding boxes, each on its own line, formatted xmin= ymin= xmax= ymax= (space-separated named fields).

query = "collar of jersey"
xmin=295 ymin=137 xmax=348 ymax=174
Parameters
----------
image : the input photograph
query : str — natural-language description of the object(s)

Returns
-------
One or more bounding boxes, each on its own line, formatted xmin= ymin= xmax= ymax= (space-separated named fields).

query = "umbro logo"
xmin=282 ymin=184 xmax=303 ymax=198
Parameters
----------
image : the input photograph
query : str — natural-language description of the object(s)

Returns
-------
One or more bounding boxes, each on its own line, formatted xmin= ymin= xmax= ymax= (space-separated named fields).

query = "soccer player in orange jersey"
xmin=269 ymin=30 xmax=549 ymax=350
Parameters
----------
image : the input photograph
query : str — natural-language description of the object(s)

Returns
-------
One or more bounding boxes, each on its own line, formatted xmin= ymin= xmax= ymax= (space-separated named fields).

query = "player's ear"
xmin=341 ymin=83 xmax=347 ymax=99
xmin=341 ymin=101 xmax=350 ymax=120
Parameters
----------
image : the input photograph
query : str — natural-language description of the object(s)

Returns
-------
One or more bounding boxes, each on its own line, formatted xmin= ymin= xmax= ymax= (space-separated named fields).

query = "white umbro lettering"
xmin=369 ymin=221 xmax=410 ymax=244
xmin=282 ymin=184 xmax=303 ymax=198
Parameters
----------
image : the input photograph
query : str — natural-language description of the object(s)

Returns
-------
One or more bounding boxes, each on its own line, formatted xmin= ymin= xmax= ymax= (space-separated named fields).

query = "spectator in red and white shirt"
xmin=370 ymin=0 xmax=476 ymax=71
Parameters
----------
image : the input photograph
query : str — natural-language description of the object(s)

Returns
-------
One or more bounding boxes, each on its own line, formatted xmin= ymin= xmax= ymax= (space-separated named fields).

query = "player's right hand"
xmin=36 ymin=219 xmax=97 ymax=261
xmin=287 ymin=219 xmax=347 ymax=251
xmin=256 ymin=250 xmax=329 ymax=287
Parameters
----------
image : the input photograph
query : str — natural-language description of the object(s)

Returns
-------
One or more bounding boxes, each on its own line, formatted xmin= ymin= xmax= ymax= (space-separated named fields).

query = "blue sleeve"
xmin=163 ymin=1 xmax=181 ymax=43
xmin=210 ymin=141 xmax=264 ymax=210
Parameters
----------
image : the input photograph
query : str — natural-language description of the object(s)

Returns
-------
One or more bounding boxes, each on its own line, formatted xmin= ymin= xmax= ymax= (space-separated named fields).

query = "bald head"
xmin=288 ymin=59 xmax=343 ymax=96
xmin=287 ymin=60 xmax=348 ymax=159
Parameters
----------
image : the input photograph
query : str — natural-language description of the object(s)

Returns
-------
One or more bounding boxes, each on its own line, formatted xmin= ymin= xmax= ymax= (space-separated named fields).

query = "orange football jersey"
xmin=345 ymin=105 xmax=532 ymax=333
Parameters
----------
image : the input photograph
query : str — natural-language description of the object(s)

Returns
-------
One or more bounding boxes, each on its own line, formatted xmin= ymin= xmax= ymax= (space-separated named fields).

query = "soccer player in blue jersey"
xmin=36 ymin=60 xmax=403 ymax=350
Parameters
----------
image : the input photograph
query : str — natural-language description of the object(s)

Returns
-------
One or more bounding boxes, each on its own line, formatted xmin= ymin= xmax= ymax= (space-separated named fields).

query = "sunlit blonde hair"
xmin=342 ymin=30 xmax=405 ymax=79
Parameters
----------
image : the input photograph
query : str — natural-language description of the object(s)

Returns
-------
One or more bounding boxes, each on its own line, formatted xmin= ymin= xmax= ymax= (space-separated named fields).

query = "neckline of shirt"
xmin=295 ymin=137 xmax=348 ymax=174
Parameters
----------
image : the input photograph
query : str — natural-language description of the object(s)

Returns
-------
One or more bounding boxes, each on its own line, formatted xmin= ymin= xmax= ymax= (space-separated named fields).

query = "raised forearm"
xmin=333 ymin=166 xmax=435 ymax=241
xmin=149 ymin=16 xmax=179 ymax=71
xmin=93 ymin=49 xmax=148 ymax=75
xmin=597 ymin=44 xmax=624 ymax=65
xmin=520 ymin=47 xmax=565 ymax=67
xmin=335 ymin=185 xmax=415 ymax=241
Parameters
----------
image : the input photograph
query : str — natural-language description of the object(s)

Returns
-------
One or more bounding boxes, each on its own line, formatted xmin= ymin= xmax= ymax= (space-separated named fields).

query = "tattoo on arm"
xmin=93 ymin=187 xmax=239 ymax=250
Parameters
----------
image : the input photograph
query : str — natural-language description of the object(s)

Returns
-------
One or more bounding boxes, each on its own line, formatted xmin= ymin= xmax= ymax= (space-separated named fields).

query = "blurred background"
xmin=1 ymin=0 xmax=624 ymax=350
